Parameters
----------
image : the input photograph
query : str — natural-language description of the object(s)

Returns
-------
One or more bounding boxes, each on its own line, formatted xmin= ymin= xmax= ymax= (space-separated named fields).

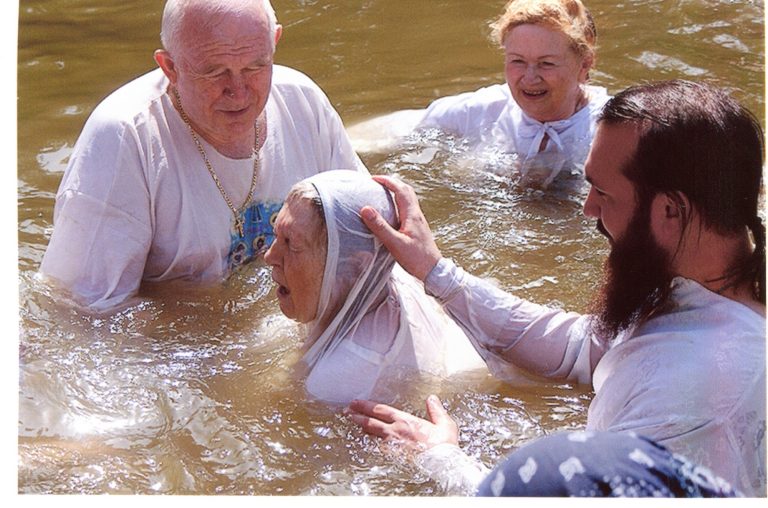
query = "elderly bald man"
xmin=40 ymin=0 xmax=366 ymax=311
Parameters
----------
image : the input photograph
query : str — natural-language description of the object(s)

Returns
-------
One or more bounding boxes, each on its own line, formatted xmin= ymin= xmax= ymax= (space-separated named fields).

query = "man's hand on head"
xmin=361 ymin=175 xmax=442 ymax=281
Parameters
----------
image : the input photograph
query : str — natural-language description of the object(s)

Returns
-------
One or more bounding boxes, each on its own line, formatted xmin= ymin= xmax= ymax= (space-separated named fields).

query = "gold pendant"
xmin=235 ymin=216 xmax=244 ymax=238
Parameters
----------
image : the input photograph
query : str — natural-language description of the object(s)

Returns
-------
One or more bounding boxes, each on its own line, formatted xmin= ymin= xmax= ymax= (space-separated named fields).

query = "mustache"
xmin=595 ymin=219 xmax=611 ymax=240
xmin=588 ymin=208 xmax=674 ymax=344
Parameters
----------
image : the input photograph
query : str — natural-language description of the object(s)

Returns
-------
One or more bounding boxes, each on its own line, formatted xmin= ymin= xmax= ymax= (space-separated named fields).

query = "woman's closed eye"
xmin=286 ymin=236 xmax=313 ymax=254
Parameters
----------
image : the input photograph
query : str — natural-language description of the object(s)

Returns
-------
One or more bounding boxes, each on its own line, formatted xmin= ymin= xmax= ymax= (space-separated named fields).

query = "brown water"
xmin=17 ymin=0 xmax=765 ymax=495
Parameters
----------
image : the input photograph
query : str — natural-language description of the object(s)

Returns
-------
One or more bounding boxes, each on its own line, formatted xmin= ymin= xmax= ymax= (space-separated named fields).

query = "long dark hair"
xmin=599 ymin=80 xmax=765 ymax=303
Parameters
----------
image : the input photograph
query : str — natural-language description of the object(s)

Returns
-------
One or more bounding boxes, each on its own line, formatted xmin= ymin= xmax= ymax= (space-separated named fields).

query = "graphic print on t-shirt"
xmin=228 ymin=201 xmax=283 ymax=269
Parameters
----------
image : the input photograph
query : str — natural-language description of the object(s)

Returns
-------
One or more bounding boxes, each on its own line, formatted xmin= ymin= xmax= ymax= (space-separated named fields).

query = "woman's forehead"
xmin=277 ymin=198 xmax=322 ymax=236
xmin=504 ymin=23 xmax=574 ymax=56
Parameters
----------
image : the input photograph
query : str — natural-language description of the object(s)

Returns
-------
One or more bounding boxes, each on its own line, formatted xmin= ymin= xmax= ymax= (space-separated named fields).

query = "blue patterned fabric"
xmin=228 ymin=201 xmax=283 ymax=269
xmin=476 ymin=431 xmax=741 ymax=497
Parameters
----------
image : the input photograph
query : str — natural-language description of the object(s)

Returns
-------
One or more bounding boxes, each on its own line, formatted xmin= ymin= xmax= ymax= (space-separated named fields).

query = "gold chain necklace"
xmin=172 ymin=87 xmax=260 ymax=237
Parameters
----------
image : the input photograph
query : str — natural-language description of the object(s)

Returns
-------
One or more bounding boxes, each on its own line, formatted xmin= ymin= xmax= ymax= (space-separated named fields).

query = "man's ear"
xmin=154 ymin=49 xmax=178 ymax=85
xmin=650 ymin=191 xmax=689 ymax=249
xmin=274 ymin=24 xmax=283 ymax=47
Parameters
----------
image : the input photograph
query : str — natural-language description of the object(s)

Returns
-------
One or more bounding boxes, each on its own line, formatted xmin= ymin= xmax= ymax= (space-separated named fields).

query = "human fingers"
xmin=370 ymin=174 xmax=402 ymax=192
xmin=347 ymin=399 xmax=406 ymax=423
xmin=346 ymin=411 xmax=394 ymax=439
xmin=347 ymin=399 xmax=445 ymax=447
xmin=424 ymin=395 xmax=449 ymax=424
xmin=361 ymin=205 xmax=402 ymax=248
xmin=361 ymin=203 xmax=439 ymax=281
xmin=362 ymin=203 xmax=433 ymax=279
xmin=346 ymin=399 xmax=419 ymax=440
xmin=371 ymin=174 xmax=422 ymax=227
xmin=422 ymin=395 xmax=460 ymax=446
xmin=368 ymin=176 xmax=441 ymax=280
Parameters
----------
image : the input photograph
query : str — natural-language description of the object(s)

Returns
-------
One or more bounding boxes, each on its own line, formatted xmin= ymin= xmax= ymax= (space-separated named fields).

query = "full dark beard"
xmin=589 ymin=205 xmax=675 ymax=344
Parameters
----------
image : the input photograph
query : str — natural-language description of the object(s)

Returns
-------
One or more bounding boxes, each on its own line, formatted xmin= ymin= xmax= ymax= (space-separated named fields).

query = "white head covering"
xmin=294 ymin=170 xmax=486 ymax=403
xmin=302 ymin=170 xmax=398 ymax=360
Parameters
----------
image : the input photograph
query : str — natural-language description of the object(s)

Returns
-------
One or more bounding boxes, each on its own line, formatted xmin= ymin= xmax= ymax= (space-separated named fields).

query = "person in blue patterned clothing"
xmin=476 ymin=431 xmax=740 ymax=497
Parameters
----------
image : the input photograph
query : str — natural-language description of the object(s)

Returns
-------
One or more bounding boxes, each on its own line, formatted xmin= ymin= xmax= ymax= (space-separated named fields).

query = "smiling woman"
xmin=502 ymin=23 xmax=591 ymax=123
xmin=348 ymin=0 xmax=609 ymax=189
xmin=265 ymin=170 xmax=488 ymax=404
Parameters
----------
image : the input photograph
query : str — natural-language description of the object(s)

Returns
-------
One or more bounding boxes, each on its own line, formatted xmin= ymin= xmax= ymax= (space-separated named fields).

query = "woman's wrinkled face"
xmin=504 ymin=23 xmax=591 ymax=123
xmin=264 ymin=198 xmax=327 ymax=323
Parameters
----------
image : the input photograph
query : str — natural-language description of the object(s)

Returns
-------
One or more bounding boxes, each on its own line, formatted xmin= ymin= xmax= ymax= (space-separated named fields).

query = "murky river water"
xmin=17 ymin=0 xmax=765 ymax=495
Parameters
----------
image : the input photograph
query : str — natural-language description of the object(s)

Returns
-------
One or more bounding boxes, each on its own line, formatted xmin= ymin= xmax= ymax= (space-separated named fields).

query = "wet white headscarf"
xmin=297 ymin=170 xmax=486 ymax=403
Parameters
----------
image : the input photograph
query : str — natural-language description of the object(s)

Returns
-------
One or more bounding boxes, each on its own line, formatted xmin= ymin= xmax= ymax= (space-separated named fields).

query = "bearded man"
xmin=347 ymin=80 xmax=766 ymax=497
xmin=39 ymin=0 xmax=366 ymax=312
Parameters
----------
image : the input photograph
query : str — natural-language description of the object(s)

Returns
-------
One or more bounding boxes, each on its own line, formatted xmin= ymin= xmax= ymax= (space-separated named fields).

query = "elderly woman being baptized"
xmin=264 ymin=170 xmax=487 ymax=404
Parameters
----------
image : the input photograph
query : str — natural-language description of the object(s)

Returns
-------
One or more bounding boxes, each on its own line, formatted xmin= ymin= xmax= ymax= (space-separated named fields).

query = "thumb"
xmin=361 ymin=206 xmax=400 ymax=246
xmin=424 ymin=395 xmax=450 ymax=425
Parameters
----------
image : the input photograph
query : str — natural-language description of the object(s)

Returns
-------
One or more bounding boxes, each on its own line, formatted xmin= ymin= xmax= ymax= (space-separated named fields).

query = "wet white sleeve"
xmin=39 ymin=113 xmax=152 ymax=312
xmin=417 ymin=92 xmax=478 ymax=135
xmin=424 ymin=258 xmax=597 ymax=384
xmin=414 ymin=443 xmax=490 ymax=495
xmin=417 ymin=84 xmax=509 ymax=137
xmin=346 ymin=109 xmax=427 ymax=154
xmin=324 ymin=104 xmax=369 ymax=175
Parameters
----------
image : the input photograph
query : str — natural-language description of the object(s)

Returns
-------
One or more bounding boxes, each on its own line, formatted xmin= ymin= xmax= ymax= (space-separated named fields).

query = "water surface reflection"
xmin=17 ymin=0 xmax=764 ymax=495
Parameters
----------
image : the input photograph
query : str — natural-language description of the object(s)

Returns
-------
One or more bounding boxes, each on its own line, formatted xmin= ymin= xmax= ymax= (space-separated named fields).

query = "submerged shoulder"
xmin=428 ymin=83 xmax=510 ymax=112
xmin=420 ymin=83 xmax=510 ymax=133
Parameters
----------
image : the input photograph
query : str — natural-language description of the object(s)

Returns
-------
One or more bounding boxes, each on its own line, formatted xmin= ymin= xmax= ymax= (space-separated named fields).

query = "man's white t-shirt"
xmin=40 ymin=65 xmax=367 ymax=311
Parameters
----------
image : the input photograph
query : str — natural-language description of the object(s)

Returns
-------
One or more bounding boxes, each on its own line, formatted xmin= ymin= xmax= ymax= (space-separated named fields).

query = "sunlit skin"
xmin=582 ymin=122 xmax=640 ymax=244
xmin=264 ymin=198 xmax=326 ymax=323
xmin=346 ymin=395 xmax=459 ymax=450
xmin=154 ymin=7 xmax=282 ymax=158
xmin=504 ymin=23 xmax=592 ymax=123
